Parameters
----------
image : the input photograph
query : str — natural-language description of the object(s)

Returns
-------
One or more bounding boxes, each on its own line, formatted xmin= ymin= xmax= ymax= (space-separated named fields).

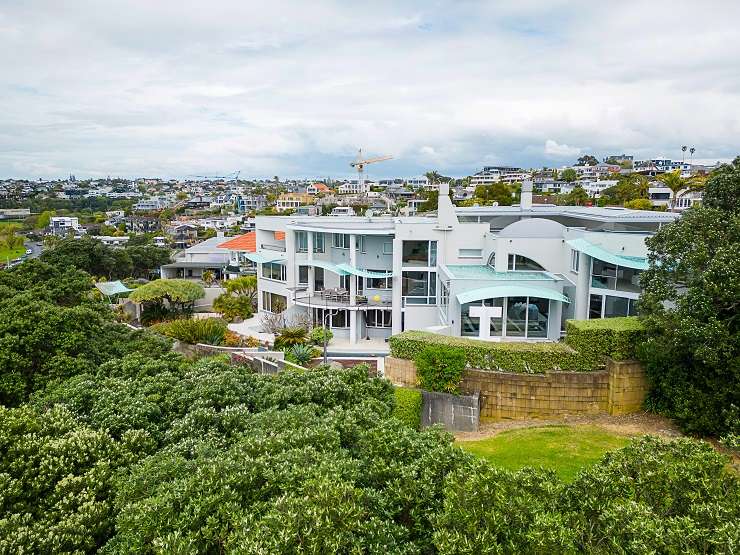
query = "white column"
xmin=574 ymin=253 xmax=592 ymax=320
xmin=391 ymin=236 xmax=403 ymax=335
xmin=307 ymin=232 xmax=315 ymax=296
xmin=285 ymin=230 xmax=296 ymax=307
xmin=349 ymin=234 xmax=357 ymax=344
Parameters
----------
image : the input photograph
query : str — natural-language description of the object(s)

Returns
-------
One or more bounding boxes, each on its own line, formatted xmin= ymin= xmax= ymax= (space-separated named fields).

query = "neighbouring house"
xmin=49 ymin=216 xmax=84 ymax=237
xmin=306 ymin=182 xmax=331 ymax=195
xmin=218 ymin=231 xmax=258 ymax=278
xmin=276 ymin=192 xmax=315 ymax=212
xmin=250 ymin=181 xmax=678 ymax=346
xmin=169 ymin=223 xmax=199 ymax=249
xmin=160 ymin=235 xmax=231 ymax=280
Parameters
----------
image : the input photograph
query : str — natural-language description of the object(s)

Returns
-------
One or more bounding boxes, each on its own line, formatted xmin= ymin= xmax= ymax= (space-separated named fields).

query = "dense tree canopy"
xmin=639 ymin=160 xmax=740 ymax=437
xmin=702 ymin=156 xmax=740 ymax=212
xmin=1 ymin=230 xmax=737 ymax=553
xmin=40 ymin=236 xmax=170 ymax=280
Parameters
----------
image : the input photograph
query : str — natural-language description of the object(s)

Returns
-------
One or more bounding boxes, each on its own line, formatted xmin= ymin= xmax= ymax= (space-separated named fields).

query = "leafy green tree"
xmin=0 ymin=405 xmax=137 ymax=554
xmin=623 ymin=198 xmax=653 ymax=210
xmin=702 ymin=156 xmax=740 ymax=212
xmin=224 ymin=275 xmax=258 ymax=305
xmin=563 ymin=184 xmax=589 ymax=206
xmin=124 ymin=245 xmax=171 ymax=278
xmin=638 ymin=202 xmax=740 ymax=436
xmin=35 ymin=209 xmax=55 ymax=229
xmin=40 ymin=236 xmax=134 ymax=279
xmin=561 ymin=168 xmax=578 ymax=182
xmin=129 ymin=278 xmax=204 ymax=314
xmin=415 ymin=345 xmax=466 ymax=394
xmin=576 ymin=155 xmax=599 ymax=166
xmin=474 ymin=182 xmax=513 ymax=206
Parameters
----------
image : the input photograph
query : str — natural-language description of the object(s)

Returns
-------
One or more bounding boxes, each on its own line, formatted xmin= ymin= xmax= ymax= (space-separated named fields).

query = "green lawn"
xmin=458 ymin=425 xmax=631 ymax=481
xmin=0 ymin=245 xmax=25 ymax=262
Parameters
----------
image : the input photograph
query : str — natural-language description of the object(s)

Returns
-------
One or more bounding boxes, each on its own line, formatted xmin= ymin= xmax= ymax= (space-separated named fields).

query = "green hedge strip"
xmin=392 ymin=387 xmax=422 ymax=430
xmin=388 ymin=317 xmax=645 ymax=374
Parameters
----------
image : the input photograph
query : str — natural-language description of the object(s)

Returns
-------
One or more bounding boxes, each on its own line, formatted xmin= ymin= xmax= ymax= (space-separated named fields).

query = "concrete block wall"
xmin=384 ymin=356 xmax=648 ymax=421
xmin=608 ymin=359 xmax=649 ymax=415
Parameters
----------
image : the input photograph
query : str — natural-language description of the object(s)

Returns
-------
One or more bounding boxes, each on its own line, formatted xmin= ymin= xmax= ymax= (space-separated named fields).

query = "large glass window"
xmin=402 ymin=271 xmax=436 ymax=304
xmin=366 ymin=309 xmax=392 ymax=328
xmin=461 ymin=299 xmax=503 ymax=337
xmin=526 ymin=298 xmax=549 ymax=338
xmin=312 ymin=308 xmax=349 ymax=328
xmin=402 ymin=240 xmax=436 ymax=266
xmin=314 ymin=267 xmax=324 ymax=291
xmin=591 ymin=260 xmax=642 ymax=293
xmin=589 ymin=294 xmax=638 ymax=318
xmin=508 ymin=254 xmax=545 ymax=271
xmin=298 ymin=266 xmax=309 ymax=285
xmin=261 ymin=262 xmax=286 ymax=281
xmin=506 ymin=297 xmax=528 ymax=337
xmin=262 ymin=291 xmax=287 ymax=313
xmin=296 ymin=231 xmax=308 ymax=253
xmin=339 ymin=274 xmax=350 ymax=290
xmin=366 ymin=272 xmax=391 ymax=289
xmin=313 ymin=232 xmax=325 ymax=253
xmin=333 ymin=233 xmax=350 ymax=249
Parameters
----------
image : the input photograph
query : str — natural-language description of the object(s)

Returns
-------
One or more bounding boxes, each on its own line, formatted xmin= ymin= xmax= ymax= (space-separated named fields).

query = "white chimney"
xmin=521 ymin=180 xmax=533 ymax=209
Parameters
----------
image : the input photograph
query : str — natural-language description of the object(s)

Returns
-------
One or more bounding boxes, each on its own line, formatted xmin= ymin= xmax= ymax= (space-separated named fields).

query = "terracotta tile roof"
xmin=274 ymin=231 xmax=285 ymax=241
xmin=217 ymin=231 xmax=256 ymax=252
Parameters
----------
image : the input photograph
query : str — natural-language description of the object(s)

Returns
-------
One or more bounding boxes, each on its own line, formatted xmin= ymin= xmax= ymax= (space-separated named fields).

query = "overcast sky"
xmin=1 ymin=0 xmax=739 ymax=180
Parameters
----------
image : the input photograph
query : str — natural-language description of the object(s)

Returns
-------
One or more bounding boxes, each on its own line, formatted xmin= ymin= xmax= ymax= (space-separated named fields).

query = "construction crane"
xmin=349 ymin=149 xmax=392 ymax=194
xmin=187 ymin=171 xmax=240 ymax=182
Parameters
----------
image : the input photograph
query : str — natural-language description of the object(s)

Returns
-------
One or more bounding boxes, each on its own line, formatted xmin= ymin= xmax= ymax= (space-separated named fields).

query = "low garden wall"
xmin=385 ymin=357 xmax=648 ymax=421
xmin=421 ymin=390 xmax=480 ymax=432
xmin=385 ymin=317 xmax=650 ymax=422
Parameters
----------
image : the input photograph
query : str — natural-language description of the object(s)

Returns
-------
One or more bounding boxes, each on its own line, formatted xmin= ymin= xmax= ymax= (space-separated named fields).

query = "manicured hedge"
xmin=565 ymin=317 xmax=645 ymax=365
xmin=389 ymin=331 xmax=590 ymax=373
xmin=392 ymin=386 xmax=422 ymax=430
xmin=389 ymin=317 xmax=646 ymax=374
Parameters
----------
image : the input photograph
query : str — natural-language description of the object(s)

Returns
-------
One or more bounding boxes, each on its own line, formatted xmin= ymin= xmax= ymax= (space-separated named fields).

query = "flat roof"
xmin=455 ymin=205 xmax=679 ymax=223
xmin=445 ymin=265 xmax=558 ymax=281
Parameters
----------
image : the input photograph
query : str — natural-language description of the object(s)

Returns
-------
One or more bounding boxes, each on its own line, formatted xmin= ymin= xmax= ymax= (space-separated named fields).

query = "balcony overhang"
xmin=566 ymin=238 xmax=648 ymax=270
xmin=456 ymin=285 xmax=570 ymax=305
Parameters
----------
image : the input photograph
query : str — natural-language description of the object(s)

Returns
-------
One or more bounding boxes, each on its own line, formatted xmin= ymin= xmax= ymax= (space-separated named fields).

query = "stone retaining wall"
xmin=385 ymin=356 xmax=648 ymax=421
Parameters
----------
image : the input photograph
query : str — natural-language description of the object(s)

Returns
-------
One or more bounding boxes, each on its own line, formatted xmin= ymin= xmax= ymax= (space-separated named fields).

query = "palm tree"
xmin=202 ymin=269 xmax=215 ymax=286
xmin=658 ymin=171 xmax=686 ymax=211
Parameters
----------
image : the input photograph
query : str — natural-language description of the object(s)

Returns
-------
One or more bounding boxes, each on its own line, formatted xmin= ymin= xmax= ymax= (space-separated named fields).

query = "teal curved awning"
xmin=336 ymin=264 xmax=393 ymax=278
xmin=245 ymin=252 xmax=286 ymax=264
xmin=297 ymin=260 xmax=349 ymax=275
xmin=566 ymin=238 xmax=648 ymax=270
xmin=95 ymin=280 xmax=132 ymax=296
xmin=456 ymin=285 xmax=570 ymax=305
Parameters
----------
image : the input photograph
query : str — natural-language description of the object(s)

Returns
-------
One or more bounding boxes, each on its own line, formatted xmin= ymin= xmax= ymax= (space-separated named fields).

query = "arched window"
xmin=507 ymin=254 xmax=545 ymax=271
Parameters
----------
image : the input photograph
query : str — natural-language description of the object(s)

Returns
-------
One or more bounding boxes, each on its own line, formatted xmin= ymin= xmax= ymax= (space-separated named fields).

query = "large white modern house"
xmin=243 ymin=183 xmax=677 ymax=345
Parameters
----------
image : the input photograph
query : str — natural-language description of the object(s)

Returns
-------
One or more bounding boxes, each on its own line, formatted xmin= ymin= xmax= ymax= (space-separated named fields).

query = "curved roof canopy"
xmin=456 ymin=285 xmax=570 ymax=305
xmin=297 ymin=260 xmax=349 ymax=275
xmin=566 ymin=238 xmax=648 ymax=270
xmin=336 ymin=264 xmax=393 ymax=278
xmin=244 ymin=251 xmax=287 ymax=264
xmin=95 ymin=280 xmax=132 ymax=297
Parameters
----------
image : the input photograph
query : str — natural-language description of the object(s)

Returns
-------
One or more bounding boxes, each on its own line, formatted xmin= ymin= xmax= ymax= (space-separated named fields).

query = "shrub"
xmin=274 ymin=326 xmax=308 ymax=350
xmin=285 ymin=344 xmax=318 ymax=366
xmin=212 ymin=293 xmax=253 ymax=322
xmin=223 ymin=330 xmax=246 ymax=347
xmin=415 ymin=345 xmax=466 ymax=394
xmin=309 ymin=326 xmax=333 ymax=345
xmin=565 ymin=317 xmax=645 ymax=365
xmin=392 ymin=387 xmax=422 ymax=430
xmin=390 ymin=331 xmax=589 ymax=373
xmin=151 ymin=318 xmax=228 ymax=346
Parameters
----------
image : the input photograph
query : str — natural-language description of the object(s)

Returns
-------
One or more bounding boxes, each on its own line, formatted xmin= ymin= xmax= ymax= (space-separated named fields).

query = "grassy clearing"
xmin=457 ymin=425 xmax=631 ymax=481
xmin=0 ymin=246 xmax=25 ymax=262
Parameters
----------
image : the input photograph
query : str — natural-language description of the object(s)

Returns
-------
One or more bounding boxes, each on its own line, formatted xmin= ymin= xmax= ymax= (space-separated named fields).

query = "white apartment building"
xmin=243 ymin=183 xmax=677 ymax=347
xmin=50 ymin=216 xmax=83 ymax=236
xmin=133 ymin=196 xmax=173 ymax=211
xmin=470 ymin=167 xmax=531 ymax=186
xmin=648 ymin=186 xmax=703 ymax=211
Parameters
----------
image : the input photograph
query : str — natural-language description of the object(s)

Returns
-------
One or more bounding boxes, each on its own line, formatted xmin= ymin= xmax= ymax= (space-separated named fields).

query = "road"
xmin=24 ymin=239 xmax=43 ymax=259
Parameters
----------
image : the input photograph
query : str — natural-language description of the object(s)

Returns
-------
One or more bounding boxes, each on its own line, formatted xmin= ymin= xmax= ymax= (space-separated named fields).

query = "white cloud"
xmin=0 ymin=0 xmax=739 ymax=178
xmin=544 ymin=139 xmax=582 ymax=158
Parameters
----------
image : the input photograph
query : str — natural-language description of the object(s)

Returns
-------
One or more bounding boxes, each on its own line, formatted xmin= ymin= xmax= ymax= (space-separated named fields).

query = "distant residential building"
xmin=234 ymin=194 xmax=268 ymax=213
xmin=50 ymin=216 xmax=83 ymax=236
xmin=133 ymin=196 xmax=172 ymax=211
xmin=218 ymin=232 xmax=258 ymax=278
xmin=648 ymin=186 xmax=702 ymax=211
xmin=306 ymin=182 xmax=331 ymax=195
xmin=169 ymin=223 xmax=199 ymax=249
xmin=470 ymin=166 xmax=530 ymax=185
xmin=276 ymin=193 xmax=314 ymax=212
xmin=0 ymin=208 xmax=30 ymax=219
xmin=92 ymin=235 xmax=130 ymax=247
xmin=160 ymin=235 xmax=231 ymax=280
